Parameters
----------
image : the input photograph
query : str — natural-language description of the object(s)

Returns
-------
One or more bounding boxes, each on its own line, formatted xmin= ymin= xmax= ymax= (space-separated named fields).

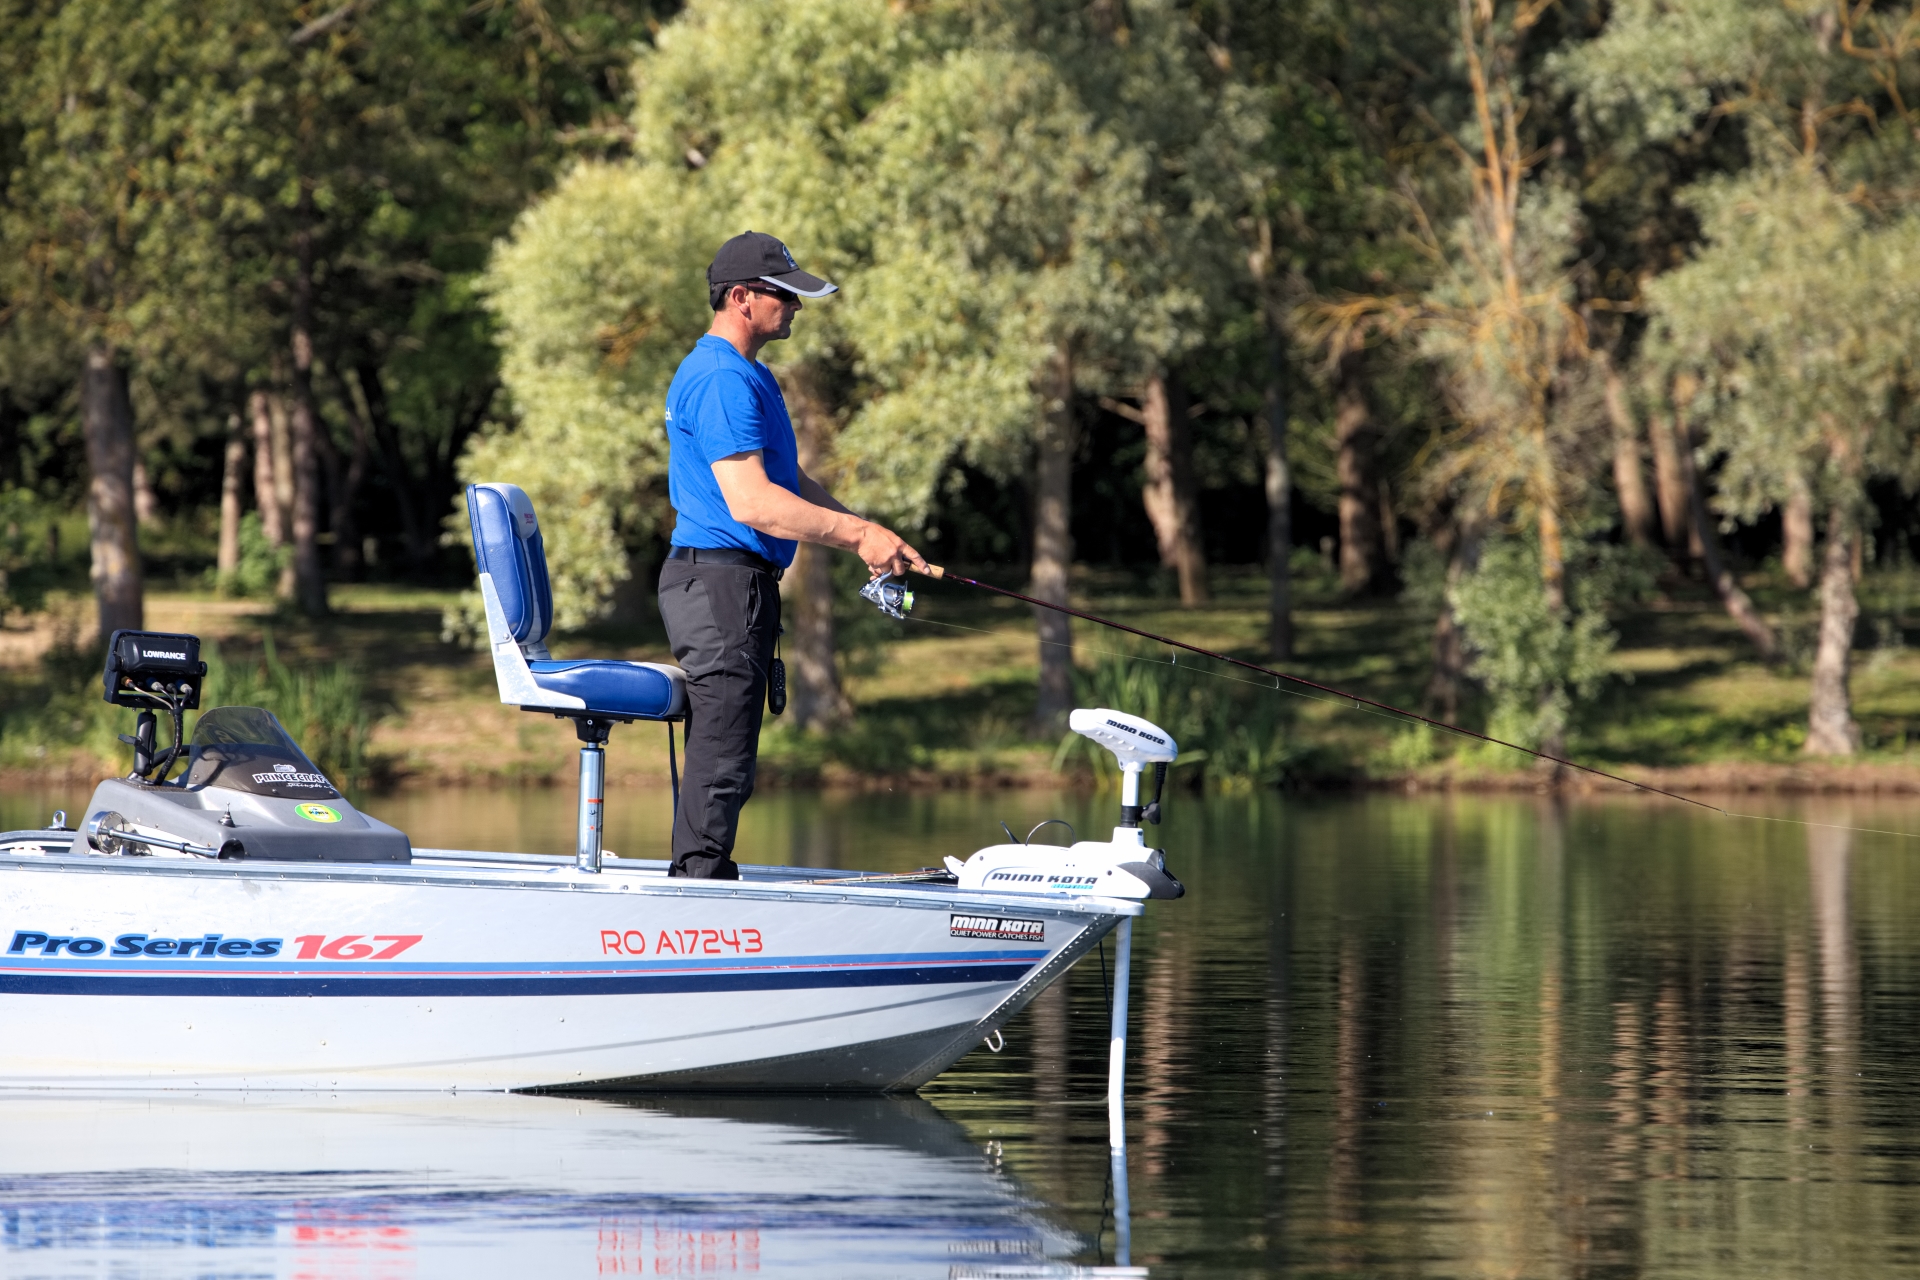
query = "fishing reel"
xmin=859 ymin=574 xmax=915 ymax=620
xmin=102 ymin=630 xmax=206 ymax=785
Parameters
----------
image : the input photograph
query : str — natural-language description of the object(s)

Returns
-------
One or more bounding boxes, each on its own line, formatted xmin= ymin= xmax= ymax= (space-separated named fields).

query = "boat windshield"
xmin=182 ymin=706 xmax=341 ymax=800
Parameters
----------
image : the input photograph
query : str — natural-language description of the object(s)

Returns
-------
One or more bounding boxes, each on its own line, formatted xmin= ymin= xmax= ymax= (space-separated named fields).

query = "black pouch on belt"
xmin=768 ymin=628 xmax=787 ymax=716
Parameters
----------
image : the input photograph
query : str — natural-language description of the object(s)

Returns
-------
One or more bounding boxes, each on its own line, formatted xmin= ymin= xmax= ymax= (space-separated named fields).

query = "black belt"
xmin=668 ymin=545 xmax=783 ymax=579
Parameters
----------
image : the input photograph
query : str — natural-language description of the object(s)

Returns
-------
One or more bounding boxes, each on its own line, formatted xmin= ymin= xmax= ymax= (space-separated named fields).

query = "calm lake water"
xmin=2 ymin=783 xmax=1919 ymax=1278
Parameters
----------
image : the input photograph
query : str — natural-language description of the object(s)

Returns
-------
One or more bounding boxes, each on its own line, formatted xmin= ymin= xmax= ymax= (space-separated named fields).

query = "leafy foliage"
xmin=216 ymin=513 xmax=288 ymax=599
xmin=1064 ymin=640 xmax=1307 ymax=790
xmin=199 ymin=634 xmax=373 ymax=785
xmin=7 ymin=0 xmax=1920 ymax=777
xmin=1646 ymin=163 xmax=1920 ymax=524
xmin=1450 ymin=538 xmax=1654 ymax=752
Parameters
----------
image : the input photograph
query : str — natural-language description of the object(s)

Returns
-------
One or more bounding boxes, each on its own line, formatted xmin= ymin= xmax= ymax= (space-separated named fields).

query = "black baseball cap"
xmin=706 ymin=231 xmax=837 ymax=300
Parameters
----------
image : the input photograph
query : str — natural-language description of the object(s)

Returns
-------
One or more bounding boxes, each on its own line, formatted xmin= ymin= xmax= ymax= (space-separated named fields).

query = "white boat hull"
xmin=0 ymin=848 xmax=1135 ymax=1091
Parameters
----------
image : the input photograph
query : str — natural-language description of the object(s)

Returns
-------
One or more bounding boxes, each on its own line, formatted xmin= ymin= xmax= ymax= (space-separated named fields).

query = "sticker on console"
xmin=950 ymin=914 xmax=1045 ymax=942
xmin=253 ymin=763 xmax=335 ymax=790
xmin=294 ymin=803 xmax=342 ymax=823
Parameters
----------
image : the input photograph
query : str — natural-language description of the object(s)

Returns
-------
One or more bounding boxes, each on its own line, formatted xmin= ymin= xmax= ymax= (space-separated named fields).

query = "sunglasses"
xmin=739 ymin=284 xmax=800 ymax=306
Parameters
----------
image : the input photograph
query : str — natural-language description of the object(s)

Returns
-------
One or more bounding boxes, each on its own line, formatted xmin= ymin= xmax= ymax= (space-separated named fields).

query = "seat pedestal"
xmin=571 ymin=716 xmax=620 ymax=873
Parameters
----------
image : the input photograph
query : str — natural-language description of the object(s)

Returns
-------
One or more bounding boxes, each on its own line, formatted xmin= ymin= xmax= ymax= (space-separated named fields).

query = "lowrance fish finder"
xmin=102 ymin=630 xmax=207 ymax=783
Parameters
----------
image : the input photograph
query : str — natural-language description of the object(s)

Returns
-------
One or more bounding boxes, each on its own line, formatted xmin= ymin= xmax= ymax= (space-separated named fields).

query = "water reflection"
xmin=924 ymin=793 xmax=1920 ymax=1278
xmin=0 ymin=1092 xmax=1080 ymax=1277
xmin=5 ymin=785 xmax=1920 ymax=1276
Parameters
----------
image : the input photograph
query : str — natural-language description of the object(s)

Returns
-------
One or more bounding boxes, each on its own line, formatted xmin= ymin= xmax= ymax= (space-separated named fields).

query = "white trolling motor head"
xmin=1070 ymin=707 xmax=1177 ymax=829
xmin=941 ymin=707 xmax=1185 ymax=901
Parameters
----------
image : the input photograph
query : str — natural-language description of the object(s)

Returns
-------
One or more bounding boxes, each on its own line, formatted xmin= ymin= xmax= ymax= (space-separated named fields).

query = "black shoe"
xmin=668 ymin=855 xmax=741 ymax=880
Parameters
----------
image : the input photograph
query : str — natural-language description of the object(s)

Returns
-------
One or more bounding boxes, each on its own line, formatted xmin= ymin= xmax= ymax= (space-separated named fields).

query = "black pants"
xmin=657 ymin=559 xmax=780 ymax=878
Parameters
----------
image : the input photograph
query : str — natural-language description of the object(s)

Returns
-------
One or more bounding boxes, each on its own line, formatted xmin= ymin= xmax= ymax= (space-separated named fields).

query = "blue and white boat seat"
xmin=466 ymin=483 xmax=687 ymax=721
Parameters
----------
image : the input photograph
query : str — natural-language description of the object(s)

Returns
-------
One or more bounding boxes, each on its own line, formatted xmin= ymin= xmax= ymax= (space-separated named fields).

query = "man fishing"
xmin=658 ymin=231 xmax=926 ymax=879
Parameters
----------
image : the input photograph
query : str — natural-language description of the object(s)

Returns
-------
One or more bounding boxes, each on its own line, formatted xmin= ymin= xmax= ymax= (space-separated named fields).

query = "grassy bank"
xmin=0 ymin=563 xmax=1915 ymax=793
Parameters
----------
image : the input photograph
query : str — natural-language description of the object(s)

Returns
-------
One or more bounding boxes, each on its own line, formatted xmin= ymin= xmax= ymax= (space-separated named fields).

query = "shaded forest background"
xmin=2 ymin=0 xmax=1919 ymax=777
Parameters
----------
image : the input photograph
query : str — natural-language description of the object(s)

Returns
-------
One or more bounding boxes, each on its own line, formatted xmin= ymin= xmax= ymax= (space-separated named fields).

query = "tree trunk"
xmin=1141 ymin=369 xmax=1209 ymax=605
xmin=311 ymin=401 xmax=363 ymax=579
xmin=81 ymin=345 xmax=142 ymax=640
xmin=1783 ymin=473 xmax=1814 ymax=589
xmin=270 ymin=391 xmax=296 ymax=601
xmin=1031 ymin=344 xmax=1076 ymax=732
xmin=1377 ymin=480 xmax=1400 ymax=565
xmin=1248 ymin=219 xmax=1293 ymax=660
xmin=1264 ymin=339 xmax=1292 ymax=661
xmin=353 ymin=362 xmax=430 ymax=573
xmin=250 ymin=389 xmax=285 ymax=546
xmin=132 ymin=459 xmax=158 ymax=527
xmin=326 ymin=367 xmax=374 ymax=576
xmin=1647 ymin=411 xmax=1695 ymax=556
xmin=1538 ymin=501 xmax=1566 ymax=613
xmin=287 ymin=213 xmax=328 ymax=618
xmin=217 ymin=413 xmax=247 ymax=579
xmin=1677 ymin=414 xmax=1778 ymax=660
xmin=1604 ymin=361 xmax=1657 ymax=548
xmin=1806 ymin=509 xmax=1862 ymax=756
xmin=81 ymin=343 xmax=143 ymax=639
xmin=1425 ymin=517 xmax=1478 ymax=721
xmin=774 ymin=363 xmax=851 ymax=731
xmin=1334 ymin=349 xmax=1384 ymax=593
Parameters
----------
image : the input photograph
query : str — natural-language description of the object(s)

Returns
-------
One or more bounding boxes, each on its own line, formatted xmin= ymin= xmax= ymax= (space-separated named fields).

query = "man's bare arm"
xmin=796 ymin=466 xmax=854 ymax=516
xmin=711 ymin=451 xmax=925 ymax=577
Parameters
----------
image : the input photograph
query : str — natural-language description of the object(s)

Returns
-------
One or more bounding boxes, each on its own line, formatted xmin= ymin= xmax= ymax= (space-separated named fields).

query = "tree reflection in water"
xmin=923 ymin=791 xmax=1920 ymax=1278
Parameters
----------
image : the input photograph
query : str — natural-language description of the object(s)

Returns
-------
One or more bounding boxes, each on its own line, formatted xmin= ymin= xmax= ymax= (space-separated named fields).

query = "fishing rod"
xmin=858 ymin=566 xmax=1725 ymax=814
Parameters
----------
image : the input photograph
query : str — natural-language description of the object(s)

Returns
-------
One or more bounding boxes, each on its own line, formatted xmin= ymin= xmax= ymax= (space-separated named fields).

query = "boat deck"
xmin=0 ymin=834 xmax=1144 ymax=918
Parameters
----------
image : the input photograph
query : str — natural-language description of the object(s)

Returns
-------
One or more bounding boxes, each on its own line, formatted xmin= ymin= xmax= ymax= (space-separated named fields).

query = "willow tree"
xmin=1647 ymin=168 xmax=1920 ymax=754
xmin=476 ymin=167 xmax=720 ymax=631
xmin=1004 ymin=0 xmax=1262 ymax=609
xmin=836 ymin=46 xmax=1156 ymax=729
xmin=1313 ymin=0 xmax=1615 ymax=756
xmin=1563 ymin=0 xmax=1920 ymax=753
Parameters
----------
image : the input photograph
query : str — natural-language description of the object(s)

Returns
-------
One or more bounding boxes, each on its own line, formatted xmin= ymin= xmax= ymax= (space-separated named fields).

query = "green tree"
xmin=2 ymin=0 xmax=655 ymax=628
xmin=1646 ymin=165 xmax=1920 ymax=753
xmin=1311 ymin=0 xmax=1615 ymax=756
xmin=836 ymin=43 xmax=1158 ymax=728
xmin=476 ymin=159 xmax=720 ymax=630
xmin=0 ymin=0 xmax=254 ymax=636
xmin=1563 ymin=0 xmax=1920 ymax=753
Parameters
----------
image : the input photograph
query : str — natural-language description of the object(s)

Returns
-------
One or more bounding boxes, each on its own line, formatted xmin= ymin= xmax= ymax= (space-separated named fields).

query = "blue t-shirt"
xmin=663 ymin=335 xmax=800 ymax=568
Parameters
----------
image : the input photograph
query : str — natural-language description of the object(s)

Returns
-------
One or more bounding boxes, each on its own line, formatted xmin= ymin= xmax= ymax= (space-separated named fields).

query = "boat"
xmin=0 ymin=483 xmax=1184 ymax=1093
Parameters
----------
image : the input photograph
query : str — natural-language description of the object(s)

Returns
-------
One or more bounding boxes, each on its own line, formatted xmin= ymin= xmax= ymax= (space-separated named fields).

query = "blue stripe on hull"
xmin=0 ymin=962 xmax=1037 ymax=998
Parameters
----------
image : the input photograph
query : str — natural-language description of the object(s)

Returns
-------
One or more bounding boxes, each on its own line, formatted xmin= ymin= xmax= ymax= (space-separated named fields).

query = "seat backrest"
xmin=466 ymin=483 xmax=553 ymax=650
